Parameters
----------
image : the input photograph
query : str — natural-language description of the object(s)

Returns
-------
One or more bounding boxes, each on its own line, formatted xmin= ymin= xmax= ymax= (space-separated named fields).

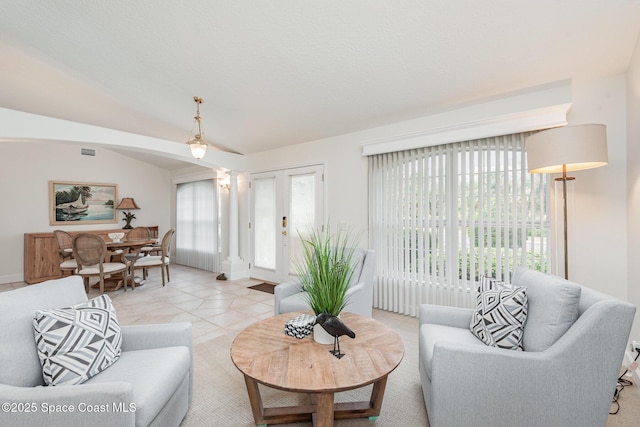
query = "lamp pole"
xmin=556 ymin=164 xmax=574 ymax=280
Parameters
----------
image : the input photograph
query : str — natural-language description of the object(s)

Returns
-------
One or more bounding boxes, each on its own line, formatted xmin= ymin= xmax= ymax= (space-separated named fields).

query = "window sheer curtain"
xmin=368 ymin=133 xmax=550 ymax=316
xmin=176 ymin=179 xmax=219 ymax=272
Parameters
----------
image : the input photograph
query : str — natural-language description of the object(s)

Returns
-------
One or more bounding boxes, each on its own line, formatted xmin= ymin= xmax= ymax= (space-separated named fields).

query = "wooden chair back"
xmin=72 ymin=234 xmax=106 ymax=268
xmin=161 ymin=229 xmax=176 ymax=257
xmin=127 ymin=227 xmax=151 ymax=241
xmin=53 ymin=230 xmax=73 ymax=254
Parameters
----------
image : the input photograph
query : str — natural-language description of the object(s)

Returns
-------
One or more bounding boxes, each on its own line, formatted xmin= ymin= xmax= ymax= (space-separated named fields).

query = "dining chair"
xmin=124 ymin=226 xmax=152 ymax=262
xmin=53 ymin=230 xmax=77 ymax=277
xmin=140 ymin=227 xmax=162 ymax=256
xmin=72 ymin=233 xmax=129 ymax=293
xmin=126 ymin=226 xmax=151 ymax=241
xmin=129 ymin=229 xmax=175 ymax=286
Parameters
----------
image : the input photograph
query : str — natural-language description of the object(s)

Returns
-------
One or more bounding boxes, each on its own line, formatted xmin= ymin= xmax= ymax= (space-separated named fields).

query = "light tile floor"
xmin=0 ymin=264 xmax=271 ymax=345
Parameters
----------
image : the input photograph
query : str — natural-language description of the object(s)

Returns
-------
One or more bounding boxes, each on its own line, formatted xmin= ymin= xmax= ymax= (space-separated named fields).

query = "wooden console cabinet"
xmin=24 ymin=226 xmax=158 ymax=284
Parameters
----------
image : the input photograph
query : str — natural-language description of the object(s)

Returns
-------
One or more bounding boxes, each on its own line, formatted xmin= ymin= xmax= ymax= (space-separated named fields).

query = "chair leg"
xmin=99 ymin=276 xmax=105 ymax=294
xmin=130 ymin=269 xmax=136 ymax=291
xmin=123 ymin=270 xmax=129 ymax=292
xmin=166 ymin=264 xmax=170 ymax=283
xmin=161 ymin=264 xmax=166 ymax=287
xmin=83 ymin=277 xmax=89 ymax=293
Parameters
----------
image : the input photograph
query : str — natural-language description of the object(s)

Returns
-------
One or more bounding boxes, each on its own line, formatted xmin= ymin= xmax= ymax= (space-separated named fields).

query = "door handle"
xmin=282 ymin=216 xmax=287 ymax=228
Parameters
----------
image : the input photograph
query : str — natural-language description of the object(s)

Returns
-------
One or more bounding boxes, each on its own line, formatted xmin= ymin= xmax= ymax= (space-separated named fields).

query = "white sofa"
xmin=0 ymin=276 xmax=192 ymax=427
xmin=419 ymin=267 xmax=636 ymax=427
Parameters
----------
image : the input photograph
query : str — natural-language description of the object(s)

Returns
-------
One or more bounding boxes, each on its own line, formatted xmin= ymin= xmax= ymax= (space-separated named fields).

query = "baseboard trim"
xmin=0 ymin=273 xmax=24 ymax=285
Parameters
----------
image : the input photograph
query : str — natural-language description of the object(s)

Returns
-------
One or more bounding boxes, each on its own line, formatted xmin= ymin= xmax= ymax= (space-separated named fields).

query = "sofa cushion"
xmin=470 ymin=286 xmax=528 ymax=350
xmin=85 ymin=346 xmax=191 ymax=427
xmin=512 ymin=267 xmax=582 ymax=352
xmin=33 ymin=294 xmax=122 ymax=386
xmin=419 ymin=324 xmax=485 ymax=380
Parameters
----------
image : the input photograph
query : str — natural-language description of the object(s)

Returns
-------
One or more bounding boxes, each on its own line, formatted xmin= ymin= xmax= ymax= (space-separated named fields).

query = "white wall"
xmin=627 ymin=34 xmax=640 ymax=341
xmin=245 ymin=136 xmax=369 ymax=231
xmin=0 ymin=141 xmax=171 ymax=283
xmin=567 ymin=75 xmax=628 ymax=300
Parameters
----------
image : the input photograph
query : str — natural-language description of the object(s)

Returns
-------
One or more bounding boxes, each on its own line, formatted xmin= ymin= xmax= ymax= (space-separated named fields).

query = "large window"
xmin=176 ymin=179 xmax=219 ymax=272
xmin=368 ymin=133 xmax=550 ymax=315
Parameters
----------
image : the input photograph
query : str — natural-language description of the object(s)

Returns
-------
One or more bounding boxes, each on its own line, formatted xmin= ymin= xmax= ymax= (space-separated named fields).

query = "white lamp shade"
xmin=526 ymin=124 xmax=608 ymax=174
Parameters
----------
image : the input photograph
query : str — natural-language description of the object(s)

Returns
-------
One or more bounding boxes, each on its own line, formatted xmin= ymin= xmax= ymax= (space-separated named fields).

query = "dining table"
xmin=99 ymin=238 xmax=157 ymax=291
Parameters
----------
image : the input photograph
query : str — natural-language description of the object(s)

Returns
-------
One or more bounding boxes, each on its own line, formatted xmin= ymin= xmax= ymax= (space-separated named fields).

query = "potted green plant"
xmin=122 ymin=211 xmax=136 ymax=229
xmin=294 ymin=225 xmax=359 ymax=343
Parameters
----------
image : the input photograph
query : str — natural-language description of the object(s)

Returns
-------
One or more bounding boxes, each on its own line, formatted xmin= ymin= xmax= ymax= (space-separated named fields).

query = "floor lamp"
xmin=525 ymin=124 xmax=608 ymax=280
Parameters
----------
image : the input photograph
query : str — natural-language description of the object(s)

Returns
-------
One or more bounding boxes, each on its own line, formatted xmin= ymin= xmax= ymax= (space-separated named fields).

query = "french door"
xmin=250 ymin=165 xmax=324 ymax=282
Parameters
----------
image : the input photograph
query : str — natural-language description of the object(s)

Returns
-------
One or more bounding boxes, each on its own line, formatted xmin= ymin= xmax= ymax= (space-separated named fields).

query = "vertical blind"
xmin=368 ymin=133 xmax=550 ymax=316
xmin=176 ymin=179 xmax=219 ymax=272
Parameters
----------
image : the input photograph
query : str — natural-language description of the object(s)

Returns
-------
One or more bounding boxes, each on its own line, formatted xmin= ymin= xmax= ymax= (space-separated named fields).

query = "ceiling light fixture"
xmin=186 ymin=96 xmax=207 ymax=160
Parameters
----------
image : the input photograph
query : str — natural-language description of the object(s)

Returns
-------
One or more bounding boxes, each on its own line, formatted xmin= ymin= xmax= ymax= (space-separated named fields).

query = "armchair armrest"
xmin=419 ymin=304 xmax=473 ymax=329
xmin=0 ymin=382 xmax=135 ymax=427
xmin=120 ymin=322 xmax=193 ymax=404
xmin=345 ymin=282 xmax=364 ymax=295
xmin=427 ymin=340 xmax=565 ymax=425
xmin=343 ymin=281 xmax=373 ymax=317
xmin=274 ymin=280 xmax=303 ymax=315
xmin=274 ymin=279 xmax=303 ymax=301
xmin=120 ymin=322 xmax=192 ymax=352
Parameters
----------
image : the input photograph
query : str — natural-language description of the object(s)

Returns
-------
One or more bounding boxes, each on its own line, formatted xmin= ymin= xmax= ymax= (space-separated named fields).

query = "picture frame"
xmin=49 ymin=181 xmax=118 ymax=225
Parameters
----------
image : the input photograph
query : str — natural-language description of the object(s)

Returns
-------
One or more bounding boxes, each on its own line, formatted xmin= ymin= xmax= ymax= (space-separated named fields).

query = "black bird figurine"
xmin=314 ymin=313 xmax=356 ymax=359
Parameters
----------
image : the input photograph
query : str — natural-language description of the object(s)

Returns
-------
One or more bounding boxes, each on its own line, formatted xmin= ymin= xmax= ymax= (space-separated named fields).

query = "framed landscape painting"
xmin=49 ymin=181 xmax=118 ymax=225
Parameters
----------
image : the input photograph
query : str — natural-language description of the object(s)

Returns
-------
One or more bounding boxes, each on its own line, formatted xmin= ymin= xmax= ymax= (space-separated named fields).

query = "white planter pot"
xmin=313 ymin=323 xmax=335 ymax=345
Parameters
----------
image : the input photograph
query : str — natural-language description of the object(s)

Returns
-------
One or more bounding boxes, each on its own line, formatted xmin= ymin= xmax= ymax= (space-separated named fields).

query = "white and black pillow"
xmin=33 ymin=294 xmax=122 ymax=386
xmin=476 ymin=275 xmax=510 ymax=293
xmin=470 ymin=276 xmax=528 ymax=351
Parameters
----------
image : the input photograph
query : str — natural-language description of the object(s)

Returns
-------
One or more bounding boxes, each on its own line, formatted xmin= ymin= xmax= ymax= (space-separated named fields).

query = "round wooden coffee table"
xmin=230 ymin=311 xmax=404 ymax=427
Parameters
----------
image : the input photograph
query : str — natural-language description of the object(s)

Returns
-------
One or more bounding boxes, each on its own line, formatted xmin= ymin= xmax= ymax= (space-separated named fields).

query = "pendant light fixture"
xmin=186 ymin=96 xmax=207 ymax=160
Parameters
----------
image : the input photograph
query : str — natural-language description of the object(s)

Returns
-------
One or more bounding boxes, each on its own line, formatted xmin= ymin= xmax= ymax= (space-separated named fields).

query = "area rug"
xmin=177 ymin=309 xmax=640 ymax=427
xmin=248 ymin=282 xmax=276 ymax=294
xmin=180 ymin=311 xmax=428 ymax=426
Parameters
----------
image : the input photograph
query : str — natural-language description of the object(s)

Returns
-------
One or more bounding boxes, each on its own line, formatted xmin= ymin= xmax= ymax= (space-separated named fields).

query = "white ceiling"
xmin=1 ymin=1 xmax=640 ymax=170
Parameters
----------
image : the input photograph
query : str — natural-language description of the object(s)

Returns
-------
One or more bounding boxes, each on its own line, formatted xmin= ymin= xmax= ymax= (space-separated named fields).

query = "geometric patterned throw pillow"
xmin=470 ymin=285 xmax=528 ymax=351
xmin=476 ymin=274 xmax=509 ymax=293
xmin=33 ymin=294 xmax=122 ymax=386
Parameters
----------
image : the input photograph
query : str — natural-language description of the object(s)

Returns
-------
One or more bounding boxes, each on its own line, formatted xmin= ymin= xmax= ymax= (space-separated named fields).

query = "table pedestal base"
xmin=90 ymin=275 xmax=145 ymax=292
xmin=244 ymin=375 xmax=388 ymax=427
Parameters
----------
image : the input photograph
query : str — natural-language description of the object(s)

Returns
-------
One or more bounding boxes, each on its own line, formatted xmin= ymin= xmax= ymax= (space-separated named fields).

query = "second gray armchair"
xmin=274 ymin=248 xmax=375 ymax=317
xmin=418 ymin=267 xmax=636 ymax=427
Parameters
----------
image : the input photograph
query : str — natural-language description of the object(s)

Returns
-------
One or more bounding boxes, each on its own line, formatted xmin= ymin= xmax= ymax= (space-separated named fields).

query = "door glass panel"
xmin=254 ymin=177 xmax=276 ymax=270
xmin=289 ymin=174 xmax=315 ymax=273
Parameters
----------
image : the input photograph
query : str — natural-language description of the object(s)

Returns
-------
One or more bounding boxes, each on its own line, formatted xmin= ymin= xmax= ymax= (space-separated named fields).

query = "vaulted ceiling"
xmin=1 ymin=1 xmax=639 ymax=169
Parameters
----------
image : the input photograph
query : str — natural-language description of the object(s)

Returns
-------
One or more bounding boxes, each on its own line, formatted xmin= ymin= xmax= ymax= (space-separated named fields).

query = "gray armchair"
xmin=418 ymin=267 xmax=636 ymax=427
xmin=0 ymin=276 xmax=192 ymax=427
xmin=274 ymin=248 xmax=375 ymax=317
